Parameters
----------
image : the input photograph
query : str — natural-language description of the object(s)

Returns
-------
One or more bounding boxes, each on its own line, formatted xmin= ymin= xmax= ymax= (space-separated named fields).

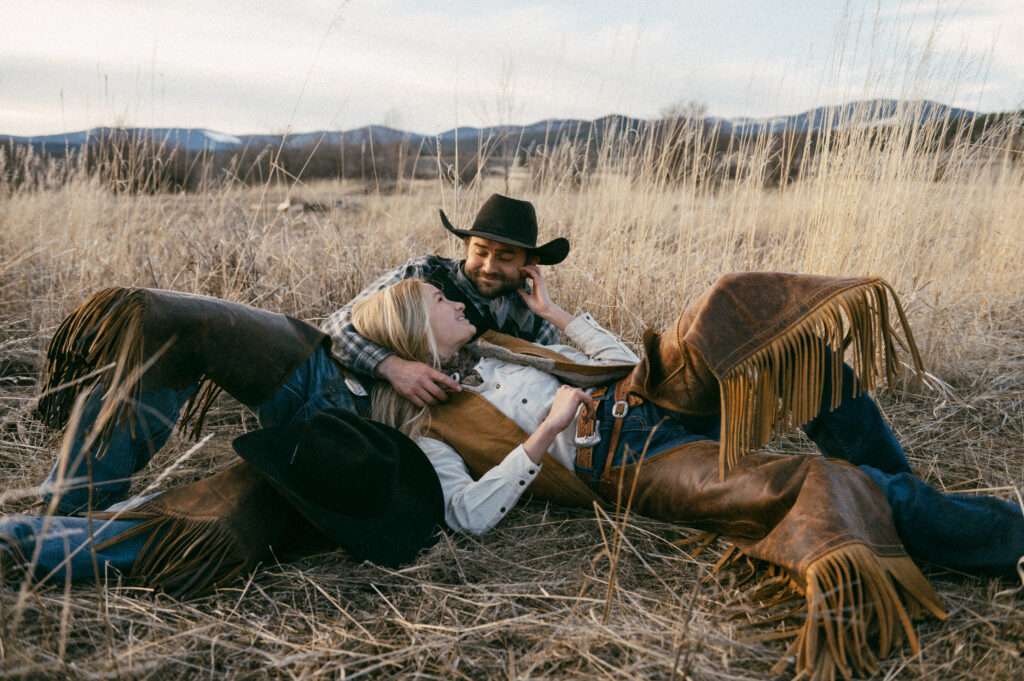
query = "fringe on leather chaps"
xmin=607 ymin=440 xmax=946 ymax=681
xmin=91 ymin=461 xmax=310 ymax=600
xmin=38 ymin=287 xmax=330 ymax=446
xmin=626 ymin=272 xmax=924 ymax=477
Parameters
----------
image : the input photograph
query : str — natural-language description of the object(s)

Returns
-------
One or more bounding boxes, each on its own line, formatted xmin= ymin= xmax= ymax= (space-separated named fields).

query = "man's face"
xmin=463 ymin=237 xmax=538 ymax=298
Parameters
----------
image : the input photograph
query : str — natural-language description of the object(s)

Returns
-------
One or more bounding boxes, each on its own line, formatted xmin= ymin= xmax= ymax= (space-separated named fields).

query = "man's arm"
xmin=322 ymin=258 xmax=426 ymax=375
xmin=376 ymin=355 xmax=460 ymax=406
xmin=322 ymin=255 xmax=459 ymax=404
xmin=533 ymin=318 xmax=561 ymax=345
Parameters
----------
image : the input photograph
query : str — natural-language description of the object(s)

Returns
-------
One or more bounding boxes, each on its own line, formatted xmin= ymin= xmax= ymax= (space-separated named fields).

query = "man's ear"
xmin=527 ymin=254 xmax=541 ymax=266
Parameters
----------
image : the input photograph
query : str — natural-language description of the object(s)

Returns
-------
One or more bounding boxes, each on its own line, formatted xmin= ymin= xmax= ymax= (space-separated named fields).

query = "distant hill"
xmin=3 ymin=126 xmax=424 ymax=154
xmin=715 ymin=99 xmax=980 ymax=134
xmin=3 ymin=99 xmax=988 ymax=155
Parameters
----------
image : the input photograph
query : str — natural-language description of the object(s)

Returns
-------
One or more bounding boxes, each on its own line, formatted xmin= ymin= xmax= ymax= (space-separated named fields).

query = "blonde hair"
xmin=350 ymin=279 xmax=442 ymax=437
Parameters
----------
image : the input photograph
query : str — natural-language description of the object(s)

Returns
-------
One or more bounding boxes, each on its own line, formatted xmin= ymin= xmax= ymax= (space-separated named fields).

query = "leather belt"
xmin=574 ymin=386 xmax=608 ymax=476
xmin=575 ymin=377 xmax=642 ymax=487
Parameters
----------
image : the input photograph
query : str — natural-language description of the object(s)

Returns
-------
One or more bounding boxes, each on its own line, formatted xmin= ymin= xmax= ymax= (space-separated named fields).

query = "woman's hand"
xmin=544 ymin=385 xmax=596 ymax=432
xmin=517 ymin=265 xmax=574 ymax=331
xmin=522 ymin=385 xmax=596 ymax=464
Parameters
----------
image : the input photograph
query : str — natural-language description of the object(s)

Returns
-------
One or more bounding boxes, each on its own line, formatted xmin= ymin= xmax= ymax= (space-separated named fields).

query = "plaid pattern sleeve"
xmin=322 ymin=255 xmax=558 ymax=374
xmin=322 ymin=256 xmax=444 ymax=375
xmin=534 ymin=318 xmax=560 ymax=345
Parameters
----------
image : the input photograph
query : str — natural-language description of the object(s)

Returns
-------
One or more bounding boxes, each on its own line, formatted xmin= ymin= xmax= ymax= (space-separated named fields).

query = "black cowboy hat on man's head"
xmin=232 ymin=409 xmax=444 ymax=568
xmin=439 ymin=193 xmax=570 ymax=265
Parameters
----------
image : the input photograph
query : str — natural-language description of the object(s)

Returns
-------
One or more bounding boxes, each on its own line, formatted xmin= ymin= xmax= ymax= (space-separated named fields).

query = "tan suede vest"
xmin=424 ymin=330 xmax=635 ymax=508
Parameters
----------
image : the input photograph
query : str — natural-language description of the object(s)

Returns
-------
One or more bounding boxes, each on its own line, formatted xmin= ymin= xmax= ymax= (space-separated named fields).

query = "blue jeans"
xmin=1 ymin=495 xmax=157 ymax=585
xmin=805 ymin=364 xmax=1023 ymax=576
xmin=575 ymin=361 xmax=1023 ymax=578
xmin=41 ymin=347 xmax=362 ymax=515
xmin=18 ymin=348 xmax=364 ymax=583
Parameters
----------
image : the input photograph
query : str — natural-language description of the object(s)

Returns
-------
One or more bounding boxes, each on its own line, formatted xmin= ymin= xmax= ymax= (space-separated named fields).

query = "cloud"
xmin=874 ymin=0 xmax=1024 ymax=109
xmin=2 ymin=0 xmax=1020 ymax=136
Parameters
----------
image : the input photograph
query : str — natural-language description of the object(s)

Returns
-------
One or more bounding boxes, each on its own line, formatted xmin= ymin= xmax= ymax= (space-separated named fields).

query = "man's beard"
xmin=464 ymin=268 xmax=523 ymax=298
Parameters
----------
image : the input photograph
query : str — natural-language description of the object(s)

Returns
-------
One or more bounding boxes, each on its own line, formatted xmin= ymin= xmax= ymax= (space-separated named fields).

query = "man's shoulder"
xmin=396 ymin=254 xmax=460 ymax=274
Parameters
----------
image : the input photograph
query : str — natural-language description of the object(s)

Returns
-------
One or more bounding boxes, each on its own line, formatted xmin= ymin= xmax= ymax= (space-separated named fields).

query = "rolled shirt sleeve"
xmin=560 ymin=313 xmax=640 ymax=365
xmin=321 ymin=258 xmax=435 ymax=375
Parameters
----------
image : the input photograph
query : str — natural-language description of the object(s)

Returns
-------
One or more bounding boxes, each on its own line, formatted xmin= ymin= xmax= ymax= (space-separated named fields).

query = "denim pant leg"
xmin=575 ymin=394 xmax=720 ymax=492
xmin=42 ymin=384 xmax=196 ymax=515
xmin=859 ymin=465 xmax=1024 ymax=577
xmin=255 ymin=346 xmax=362 ymax=427
xmin=0 ymin=494 xmax=157 ymax=584
xmin=801 ymin=356 xmax=912 ymax=475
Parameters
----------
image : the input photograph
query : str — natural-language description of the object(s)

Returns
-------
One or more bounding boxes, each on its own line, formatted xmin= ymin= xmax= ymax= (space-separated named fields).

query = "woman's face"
xmin=421 ymin=283 xmax=475 ymax=356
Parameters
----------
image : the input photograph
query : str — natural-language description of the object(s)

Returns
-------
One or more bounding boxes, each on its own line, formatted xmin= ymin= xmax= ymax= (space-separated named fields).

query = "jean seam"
xmin=818 ymin=415 xmax=857 ymax=462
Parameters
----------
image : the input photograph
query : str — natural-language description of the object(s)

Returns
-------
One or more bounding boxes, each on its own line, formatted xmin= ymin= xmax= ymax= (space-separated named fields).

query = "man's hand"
xmin=377 ymin=355 xmax=460 ymax=407
xmin=517 ymin=265 xmax=574 ymax=331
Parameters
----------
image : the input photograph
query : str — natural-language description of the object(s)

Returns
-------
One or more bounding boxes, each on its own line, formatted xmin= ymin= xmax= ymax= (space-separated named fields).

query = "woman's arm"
xmin=419 ymin=386 xmax=595 ymax=534
xmin=418 ymin=437 xmax=539 ymax=535
xmin=522 ymin=385 xmax=595 ymax=462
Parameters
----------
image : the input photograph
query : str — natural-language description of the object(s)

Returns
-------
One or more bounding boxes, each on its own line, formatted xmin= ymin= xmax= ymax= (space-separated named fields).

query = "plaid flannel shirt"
xmin=321 ymin=255 xmax=559 ymax=376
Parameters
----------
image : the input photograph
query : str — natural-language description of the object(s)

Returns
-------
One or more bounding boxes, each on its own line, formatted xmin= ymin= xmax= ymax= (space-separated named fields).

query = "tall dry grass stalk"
xmin=2 ymin=67 xmax=1023 ymax=681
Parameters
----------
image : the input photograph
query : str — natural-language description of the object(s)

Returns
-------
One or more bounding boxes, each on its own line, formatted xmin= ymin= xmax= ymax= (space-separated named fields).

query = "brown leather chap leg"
xmin=594 ymin=441 xmax=945 ymax=680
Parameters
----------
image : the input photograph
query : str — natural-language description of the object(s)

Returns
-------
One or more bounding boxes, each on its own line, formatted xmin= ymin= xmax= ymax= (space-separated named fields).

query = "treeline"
xmin=523 ymin=109 xmax=1024 ymax=190
xmin=0 ymin=131 xmax=440 ymax=194
xmin=2 ymin=110 xmax=1021 ymax=195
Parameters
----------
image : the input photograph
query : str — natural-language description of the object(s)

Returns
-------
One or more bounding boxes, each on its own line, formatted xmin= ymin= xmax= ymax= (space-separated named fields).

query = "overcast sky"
xmin=2 ymin=0 xmax=1022 ymax=137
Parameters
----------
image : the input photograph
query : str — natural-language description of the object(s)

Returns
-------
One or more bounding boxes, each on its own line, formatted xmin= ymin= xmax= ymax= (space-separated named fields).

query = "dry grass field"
xmin=1 ymin=113 xmax=1023 ymax=680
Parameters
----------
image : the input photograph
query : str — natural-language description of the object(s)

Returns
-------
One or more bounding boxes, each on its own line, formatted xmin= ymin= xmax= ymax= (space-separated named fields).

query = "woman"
xmin=351 ymin=271 xmax=1023 ymax=679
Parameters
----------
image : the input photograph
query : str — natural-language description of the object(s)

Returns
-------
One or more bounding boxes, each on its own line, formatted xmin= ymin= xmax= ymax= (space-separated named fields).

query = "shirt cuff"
xmin=497 ymin=445 xmax=542 ymax=494
xmin=363 ymin=349 xmax=394 ymax=377
xmin=563 ymin=313 xmax=600 ymax=341
xmin=447 ymin=444 xmax=542 ymax=534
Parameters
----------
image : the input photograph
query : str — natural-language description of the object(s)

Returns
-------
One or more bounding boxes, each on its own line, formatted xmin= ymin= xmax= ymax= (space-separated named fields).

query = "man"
xmin=347 ymin=270 xmax=1022 ymax=680
xmin=323 ymin=193 xmax=569 ymax=407
xmin=36 ymin=193 xmax=569 ymax=514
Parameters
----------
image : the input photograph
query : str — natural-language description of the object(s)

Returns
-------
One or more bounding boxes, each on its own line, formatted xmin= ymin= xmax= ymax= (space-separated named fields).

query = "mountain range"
xmin=4 ymin=99 xmax=986 ymax=154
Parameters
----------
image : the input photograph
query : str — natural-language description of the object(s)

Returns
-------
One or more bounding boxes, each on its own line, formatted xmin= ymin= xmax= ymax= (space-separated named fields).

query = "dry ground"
xmin=1 ymin=163 xmax=1022 ymax=679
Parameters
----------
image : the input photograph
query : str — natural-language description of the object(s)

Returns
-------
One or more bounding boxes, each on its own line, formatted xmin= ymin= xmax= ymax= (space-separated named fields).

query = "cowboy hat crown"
xmin=232 ymin=409 xmax=444 ymax=567
xmin=439 ymin=193 xmax=570 ymax=265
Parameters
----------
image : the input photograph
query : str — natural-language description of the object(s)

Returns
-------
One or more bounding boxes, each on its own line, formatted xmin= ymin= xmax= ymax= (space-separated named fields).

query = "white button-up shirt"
xmin=417 ymin=314 xmax=639 ymax=535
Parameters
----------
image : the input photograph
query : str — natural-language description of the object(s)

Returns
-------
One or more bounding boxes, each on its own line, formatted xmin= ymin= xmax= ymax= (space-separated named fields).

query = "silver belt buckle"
xmin=611 ymin=400 xmax=629 ymax=418
xmin=574 ymin=421 xmax=601 ymax=448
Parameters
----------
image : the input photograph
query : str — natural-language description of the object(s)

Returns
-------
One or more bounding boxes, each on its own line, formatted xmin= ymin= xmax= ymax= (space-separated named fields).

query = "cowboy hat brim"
xmin=232 ymin=418 xmax=444 ymax=568
xmin=439 ymin=209 xmax=569 ymax=265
